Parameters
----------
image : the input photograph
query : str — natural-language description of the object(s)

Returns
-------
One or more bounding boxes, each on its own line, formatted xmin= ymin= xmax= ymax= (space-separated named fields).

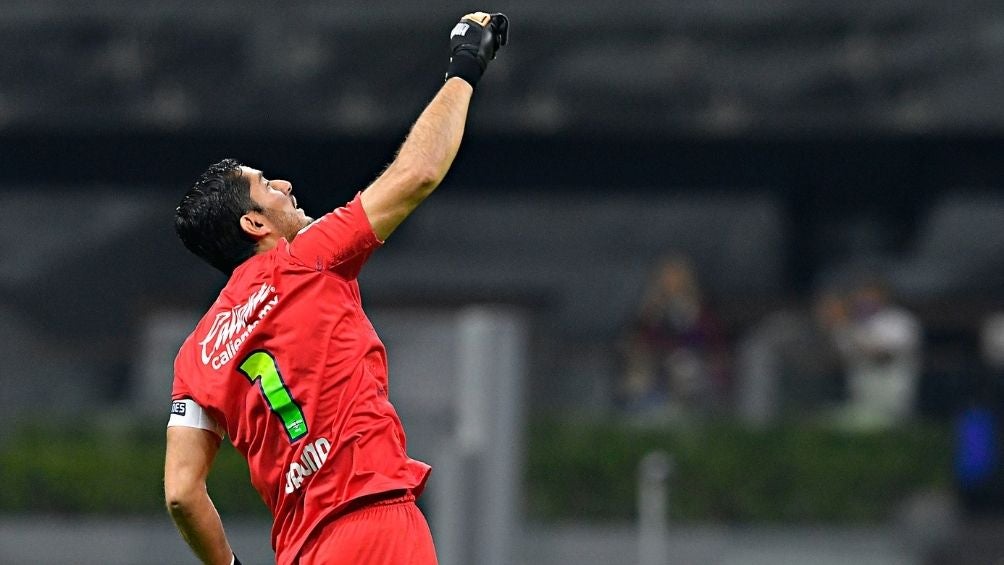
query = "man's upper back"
xmin=172 ymin=195 xmax=430 ymax=562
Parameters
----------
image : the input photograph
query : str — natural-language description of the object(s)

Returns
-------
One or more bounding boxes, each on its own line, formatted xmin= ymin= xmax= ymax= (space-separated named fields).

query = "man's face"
xmin=242 ymin=166 xmax=312 ymax=241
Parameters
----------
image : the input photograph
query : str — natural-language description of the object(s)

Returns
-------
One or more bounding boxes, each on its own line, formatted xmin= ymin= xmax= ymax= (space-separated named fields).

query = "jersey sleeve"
xmin=286 ymin=193 xmax=383 ymax=279
xmin=171 ymin=349 xmax=226 ymax=437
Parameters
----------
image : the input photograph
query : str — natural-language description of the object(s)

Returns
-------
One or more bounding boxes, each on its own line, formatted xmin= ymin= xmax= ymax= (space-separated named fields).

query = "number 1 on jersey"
xmin=238 ymin=350 xmax=308 ymax=442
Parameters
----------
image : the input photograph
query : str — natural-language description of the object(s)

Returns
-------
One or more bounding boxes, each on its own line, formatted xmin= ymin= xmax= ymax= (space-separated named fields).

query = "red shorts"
xmin=296 ymin=491 xmax=438 ymax=565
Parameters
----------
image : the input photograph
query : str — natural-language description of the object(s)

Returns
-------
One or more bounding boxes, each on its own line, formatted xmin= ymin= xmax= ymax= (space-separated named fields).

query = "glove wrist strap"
xmin=446 ymin=53 xmax=482 ymax=87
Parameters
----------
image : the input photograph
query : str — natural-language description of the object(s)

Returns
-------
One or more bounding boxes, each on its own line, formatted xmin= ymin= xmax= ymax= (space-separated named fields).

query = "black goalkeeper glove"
xmin=445 ymin=12 xmax=509 ymax=87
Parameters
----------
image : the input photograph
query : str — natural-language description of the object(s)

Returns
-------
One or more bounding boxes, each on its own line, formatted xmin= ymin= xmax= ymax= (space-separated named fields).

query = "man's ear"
xmin=240 ymin=211 xmax=271 ymax=239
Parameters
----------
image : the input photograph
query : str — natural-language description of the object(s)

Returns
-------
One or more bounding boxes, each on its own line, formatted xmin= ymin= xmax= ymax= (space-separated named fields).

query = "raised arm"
xmin=165 ymin=426 xmax=235 ymax=565
xmin=360 ymin=79 xmax=471 ymax=241
xmin=360 ymin=12 xmax=509 ymax=241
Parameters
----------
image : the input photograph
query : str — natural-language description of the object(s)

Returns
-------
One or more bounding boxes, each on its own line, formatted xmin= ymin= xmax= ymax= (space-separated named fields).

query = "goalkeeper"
xmin=164 ymin=12 xmax=508 ymax=565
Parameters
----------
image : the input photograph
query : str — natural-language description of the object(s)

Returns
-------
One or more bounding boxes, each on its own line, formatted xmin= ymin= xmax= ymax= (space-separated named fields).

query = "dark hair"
xmin=175 ymin=158 xmax=261 ymax=274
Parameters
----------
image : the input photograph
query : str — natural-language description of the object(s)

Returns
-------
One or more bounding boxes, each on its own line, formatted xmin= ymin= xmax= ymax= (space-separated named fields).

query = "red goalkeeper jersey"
xmin=171 ymin=194 xmax=431 ymax=564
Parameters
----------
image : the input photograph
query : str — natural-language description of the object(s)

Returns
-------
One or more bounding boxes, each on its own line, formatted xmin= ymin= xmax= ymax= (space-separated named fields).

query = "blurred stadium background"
xmin=3 ymin=1 xmax=1004 ymax=563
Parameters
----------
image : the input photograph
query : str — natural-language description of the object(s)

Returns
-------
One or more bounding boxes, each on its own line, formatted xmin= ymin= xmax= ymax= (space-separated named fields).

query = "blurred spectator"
xmin=617 ymin=255 xmax=729 ymax=419
xmin=953 ymin=313 xmax=1004 ymax=514
xmin=735 ymin=288 xmax=845 ymax=426
xmin=828 ymin=275 xmax=923 ymax=430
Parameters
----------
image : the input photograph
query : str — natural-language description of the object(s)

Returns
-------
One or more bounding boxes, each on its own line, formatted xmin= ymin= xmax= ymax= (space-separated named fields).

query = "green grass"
xmin=0 ymin=421 xmax=267 ymax=516
xmin=0 ymin=417 xmax=953 ymax=523
xmin=524 ymin=418 xmax=953 ymax=523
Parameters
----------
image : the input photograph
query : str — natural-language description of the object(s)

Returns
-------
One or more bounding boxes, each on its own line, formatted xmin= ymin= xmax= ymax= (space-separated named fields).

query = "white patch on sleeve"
xmin=168 ymin=399 xmax=224 ymax=438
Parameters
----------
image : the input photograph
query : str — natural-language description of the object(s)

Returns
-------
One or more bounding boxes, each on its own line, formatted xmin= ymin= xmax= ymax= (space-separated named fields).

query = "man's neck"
xmin=255 ymin=236 xmax=281 ymax=254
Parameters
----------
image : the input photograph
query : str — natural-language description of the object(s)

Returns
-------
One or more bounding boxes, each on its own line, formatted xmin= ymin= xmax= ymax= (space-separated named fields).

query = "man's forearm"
xmin=394 ymin=77 xmax=473 ymax=195
xmin=168 ymin=491 xmax=234 ymax=565
xmin=360 ymin=78 xmax=473 ymax=240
